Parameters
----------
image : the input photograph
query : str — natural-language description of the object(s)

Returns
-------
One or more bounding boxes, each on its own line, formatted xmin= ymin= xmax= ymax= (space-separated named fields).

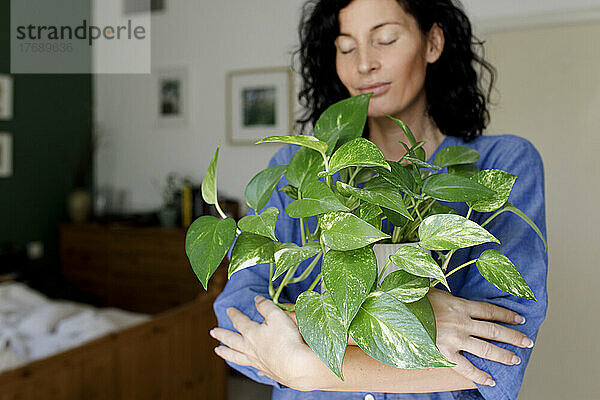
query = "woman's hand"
xmin=427 ymin=288 xmax=534 ymax=387
xmin=210 ymin=295 xmax=319 ymax=391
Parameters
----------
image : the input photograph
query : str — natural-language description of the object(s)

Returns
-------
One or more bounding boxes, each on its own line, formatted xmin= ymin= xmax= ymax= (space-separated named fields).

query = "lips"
xmin=358 ymin=82 xmax=391 ymax=96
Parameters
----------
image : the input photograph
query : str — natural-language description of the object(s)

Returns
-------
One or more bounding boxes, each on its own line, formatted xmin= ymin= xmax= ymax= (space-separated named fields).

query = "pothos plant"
xmin=185 ymin=93 xmax=547 ymax=380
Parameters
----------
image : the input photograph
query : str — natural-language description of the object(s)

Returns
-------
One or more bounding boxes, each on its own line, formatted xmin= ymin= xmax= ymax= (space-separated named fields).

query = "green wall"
xmin=0 ymin=0 xmax=93 ymax=266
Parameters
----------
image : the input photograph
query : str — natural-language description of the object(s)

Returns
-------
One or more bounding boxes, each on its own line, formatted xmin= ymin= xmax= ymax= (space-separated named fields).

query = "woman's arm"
xmin=211 ymin=290 xmax=532 ymax=393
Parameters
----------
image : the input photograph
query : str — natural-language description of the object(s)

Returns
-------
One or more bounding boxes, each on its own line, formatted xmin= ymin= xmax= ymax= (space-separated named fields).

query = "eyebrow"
xmin=338 ymin=22 xmax=402 ymax=37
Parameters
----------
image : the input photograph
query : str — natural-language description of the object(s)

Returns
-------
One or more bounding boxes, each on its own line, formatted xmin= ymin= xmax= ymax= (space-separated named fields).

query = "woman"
xmin=212 ymin=0 xmax=548 ymax=398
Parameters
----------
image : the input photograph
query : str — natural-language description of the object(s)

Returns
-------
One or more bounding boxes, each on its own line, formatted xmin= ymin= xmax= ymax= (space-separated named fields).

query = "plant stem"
xmin=481 ymin=208 xmax=508 ymax=228
xmin=268 ymin=263 xmax=275 ymax=298
xmin=289 ymin=252 xmax=323 ymax=284
xmin=349 ymin=167 xmax=363 ymax=186
xmin=441 ymin=249 xmax=455 ymax=273
xmin=299 ymin=218 xmax=307 ymax=246
xmin=215 ymin=200 xmax=242 ymax=234
xmin=297 ymin=190 xmax=307 ymax=246
xmin=377 ymin=260 xmax=392 ymax=284
xmin=466 ymin=207 xmax=473 ymax=220
xmin=446 ymin=259 xmax=477 ymax=279
xmin=307 ymin=272 xmax=323 ymax=292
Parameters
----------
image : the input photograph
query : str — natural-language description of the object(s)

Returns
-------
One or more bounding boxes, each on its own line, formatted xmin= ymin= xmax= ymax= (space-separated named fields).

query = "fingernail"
xmin=485 ymin=378 xmax=496 ymax=387
xmin=515 ymin=315 xmax=526 ymax=324
xmin=512 ymin=355 xmax=521 ymax=365
xmin=214 ymin=346 xmax=221 ymax=355
xmin=254 ymin=295 xmax=265 ymax=302
xmin=522 ymin=337 xmax=534 ymax=348
xmin=209 ymin=329 xmax=215 ymax=337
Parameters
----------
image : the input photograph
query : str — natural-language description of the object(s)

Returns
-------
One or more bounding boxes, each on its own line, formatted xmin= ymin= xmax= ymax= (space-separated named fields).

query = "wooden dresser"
xmin=59 ymin=223 xmax=224 ymax=314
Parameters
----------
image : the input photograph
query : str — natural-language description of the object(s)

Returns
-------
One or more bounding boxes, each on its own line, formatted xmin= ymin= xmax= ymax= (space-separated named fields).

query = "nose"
xmin=357 ymin=45 xmax=380 ymax=75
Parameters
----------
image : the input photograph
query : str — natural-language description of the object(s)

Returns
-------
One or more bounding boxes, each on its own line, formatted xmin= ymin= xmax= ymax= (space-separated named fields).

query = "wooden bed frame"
xmin=0 ymin=224 xmax=228 ymax=400
xmin=0 ymin=290 xmax=227 ymax=400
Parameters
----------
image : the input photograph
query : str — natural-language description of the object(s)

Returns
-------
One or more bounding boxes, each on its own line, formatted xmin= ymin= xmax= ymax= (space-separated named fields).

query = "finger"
xmin=450 ymin=352 xmax=496 ymax=387
xmin=226 ymin=307 xmax=260 ymax=335
xmin=214 ymin=345 xmax=254 ymax=367
xmin=464 ymin=337 xmax=520 ymax=366
xmin=285 ymin=310 xmax=298 ymax=326
xmin=210 ymin=328 xmax=246 ymax=353
xmin=254 ymin=296 xmax=285 ymax=324
xmin=471 ymin=320 xmax=534 ymax=348
xmin=466 ymin=300 xmax=524 ymax=325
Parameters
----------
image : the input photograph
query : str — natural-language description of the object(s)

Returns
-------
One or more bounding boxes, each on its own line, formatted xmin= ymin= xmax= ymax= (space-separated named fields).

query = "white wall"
xmin=485 ymin=22 xmax=600 ymax=399
xmin=95 ymin=0 xmax=305 ymax=212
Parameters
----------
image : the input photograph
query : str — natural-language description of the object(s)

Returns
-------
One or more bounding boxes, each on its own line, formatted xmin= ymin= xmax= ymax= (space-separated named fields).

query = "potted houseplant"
xmin=185 ymin=93 xmax=547 ymax=380
xmin=158 ymin=172 xmax=181 ymax=227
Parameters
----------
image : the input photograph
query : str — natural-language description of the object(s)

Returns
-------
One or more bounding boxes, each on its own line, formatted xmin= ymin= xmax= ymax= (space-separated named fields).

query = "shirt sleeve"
xmin=452 ymin=137 xmax=549 ymax=400
xmin=213 ymin=146 xmax=299 ymax=389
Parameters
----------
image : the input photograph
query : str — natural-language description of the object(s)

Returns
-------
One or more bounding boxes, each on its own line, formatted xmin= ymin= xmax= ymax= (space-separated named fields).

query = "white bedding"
xmin=0 ymin=282 xmax=149 ymax=373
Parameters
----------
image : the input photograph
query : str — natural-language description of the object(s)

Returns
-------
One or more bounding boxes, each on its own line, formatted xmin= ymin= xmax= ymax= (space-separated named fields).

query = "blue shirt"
xmin=214 ymin=134 xmax=548 ymax=400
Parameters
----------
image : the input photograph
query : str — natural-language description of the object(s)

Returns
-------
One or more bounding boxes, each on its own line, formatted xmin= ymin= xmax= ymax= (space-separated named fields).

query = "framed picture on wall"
xmin=156 ymin=67 xmax=188 ymax=128
xmin=0 ymin=75 xmax=13 ymax=121
xmin=226 ymin=67 xmax=294 ymax=145
xmin=0 ymin=133 xmax=13 ymax=178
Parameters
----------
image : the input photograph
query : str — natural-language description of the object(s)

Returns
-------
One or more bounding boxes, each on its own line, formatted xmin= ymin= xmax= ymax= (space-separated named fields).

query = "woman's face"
xmin=335 ymin=0 xmax=443 ymax=118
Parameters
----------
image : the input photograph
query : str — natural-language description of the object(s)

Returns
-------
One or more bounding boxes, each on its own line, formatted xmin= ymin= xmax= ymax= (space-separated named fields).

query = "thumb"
xmin=254 ymin=295 xmax=282 ymax=321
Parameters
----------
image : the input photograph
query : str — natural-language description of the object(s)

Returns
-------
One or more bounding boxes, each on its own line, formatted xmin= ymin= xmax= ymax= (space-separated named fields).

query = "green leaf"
xmin=382 ymin=207 xmax=410 ymax=228
xmin=323 ymin=247 xmax=378 ymax=328
xmin=185 ymin=216 xmax=237 ymax=289
xmin=244 ymin=165 xmax=287 ymax=211
xmin=448 ymin=163 xmax=479 ymax=178
xmin=434 ymin=146 xmax=480 ymax=168
xmin=377 ymin=162 xmax=420 ymax=197
xmin=314 ymin=94 xmax=371 ymax=155
xmin=295 ymin=291 xmax=347 ymax=380
xmin=406 ymin=296 xmax=437 ymax=343
xmin=468 ymin=169 xmax=517 ymax=212
xmin=256 ymin=135 xmax=328 ymax=158
xmin=237 ymin=207 xmax=279 ymax=241
xmin=287 ymin=147 xmax=325 ymax=190
xmin=419 ymin=214 xmax=500 ymax=250
xmin=349 ymin=291 xmax=453 ymax=369
xmin=273 ymin=242 xmax=321 ymax=280
xmin=202 ymin=144 xmax=220 ymax=205
xmin=358 ymin=202 xmax=383 ymax=229
xmin=389 ymin=246 xmax=449 ymax=290
xmin=380 ymin=270 xmax=430 ymax=303
xmin=321 ymin=138 xmax=390 ymax=177
xmin=320 ymin=212 xmax=390 ymax=251
xmin=279 ymin=185 xmax=298 ymax=200
xmin=429 ymin=201 xmax=458 ymax=216
xmin=385 ymin=115 xmax=426 ymax=161
xmin=503 ymin=203 xmax=548 ymax=252
xmin=476 ymin=249 xmax=536 ymax=300
xmin=229 ymin=233 xmax=275 ymax=278
xmin=286 ymin=180 xmax=350 ymax=218
xmin=422 ymin=173 xmax=496 ymax=202
xmin=337 ymin=181 xmax=412 ymax=220
xmin=403 ymin=156 xmax=442 ymax=171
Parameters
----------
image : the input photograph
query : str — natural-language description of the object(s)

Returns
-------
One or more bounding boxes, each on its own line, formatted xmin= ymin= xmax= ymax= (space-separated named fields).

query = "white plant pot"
xmin=373 ymin=243 xmax=429 ymax=284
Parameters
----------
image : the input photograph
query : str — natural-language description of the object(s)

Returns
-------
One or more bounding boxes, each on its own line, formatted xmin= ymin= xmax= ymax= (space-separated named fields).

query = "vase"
xmin=67 ymin=188 xmax=92 ymax=223
xmin=158 ymin=207 xmax=178 ymax=227
xmin=373 ymin=242 xmax=427 ymax=283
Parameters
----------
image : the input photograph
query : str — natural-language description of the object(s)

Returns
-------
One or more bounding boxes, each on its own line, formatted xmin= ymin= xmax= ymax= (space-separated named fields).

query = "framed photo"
xmin=0 ymin=75 xmax=13 ymax=121
xmin=227 ymin=67 xmax=294 ymax=145
xmin=124 ymin=0 xmax=165 ymax=14
xmin=157 ymin=68 xmax=187 ymax=128
xmin=0 ymin=133 xmax=13 ymax=178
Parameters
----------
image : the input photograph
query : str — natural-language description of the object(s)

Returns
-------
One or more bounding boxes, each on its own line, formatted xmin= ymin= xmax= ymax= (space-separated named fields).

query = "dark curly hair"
xmin=293 ymin=0 xmax=496 ymax=141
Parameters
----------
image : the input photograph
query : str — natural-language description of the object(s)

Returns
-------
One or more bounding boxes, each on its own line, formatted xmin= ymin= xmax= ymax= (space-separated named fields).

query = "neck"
xmin=367 ymin=110 xmax=445 ymax=162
